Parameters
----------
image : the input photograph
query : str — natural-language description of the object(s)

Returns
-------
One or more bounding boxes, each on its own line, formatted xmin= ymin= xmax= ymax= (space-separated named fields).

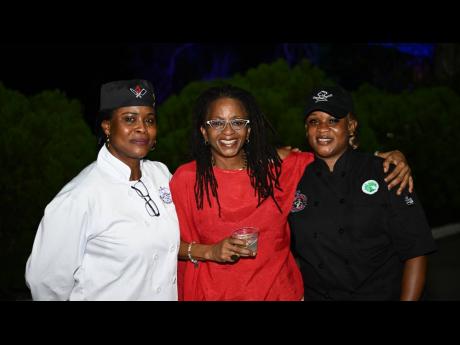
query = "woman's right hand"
xmin=207 ymin=237 xmax=253 ymax=263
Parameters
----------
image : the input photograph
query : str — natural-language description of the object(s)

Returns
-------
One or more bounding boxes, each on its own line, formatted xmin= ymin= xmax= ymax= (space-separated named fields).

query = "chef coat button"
xmin=156 ymin=287 xmax=161 ymax=294
xmin=344 ymin=259 xmax=350 ymax=265
xmin=339 ymin=198 xmax=345 ymax=204
xmin=169 ymin=245 xmax=176 ymax=253
xmin=153 ymin=254 xmax=159 ymax=261
xmin=338 ymin=228 xmax=345 ymax=234
xmin=172 ymin=276 xmax=177 ymax=284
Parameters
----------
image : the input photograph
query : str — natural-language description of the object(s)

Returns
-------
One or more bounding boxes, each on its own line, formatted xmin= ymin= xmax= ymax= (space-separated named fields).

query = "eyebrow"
xmin=120 ymin=112 xmax=155 ymax=116
xmin=208 ymin=115 xmax=248 ymax=119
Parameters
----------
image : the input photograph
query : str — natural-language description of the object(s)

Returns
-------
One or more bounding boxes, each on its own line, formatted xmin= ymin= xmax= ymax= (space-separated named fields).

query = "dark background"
xmin=0 ymin=43 xmax=447 ymax=130
xmin=1 ymin=43 xmax=459 ymax=300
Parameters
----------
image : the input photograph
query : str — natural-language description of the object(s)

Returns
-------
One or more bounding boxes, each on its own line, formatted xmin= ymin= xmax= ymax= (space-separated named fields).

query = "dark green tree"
xmin=155 ymin=58 xmax=460 ymax=227
xmin=153 ymin=59 xmax=331 ymax=170
xmin=0 ymin=84 xmax=96 ymax=298
xmin=355 ymin=83 xmax=460 ymax=226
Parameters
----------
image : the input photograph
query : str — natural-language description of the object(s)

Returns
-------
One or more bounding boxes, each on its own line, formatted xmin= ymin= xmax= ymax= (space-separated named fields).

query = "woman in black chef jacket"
xmin=288 ymin=85 xmax=437 ymax=301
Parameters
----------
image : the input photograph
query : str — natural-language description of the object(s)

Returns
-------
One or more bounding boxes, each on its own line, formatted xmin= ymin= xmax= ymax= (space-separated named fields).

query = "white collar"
xmin=96 ymin=144 xmax=145 ymax=182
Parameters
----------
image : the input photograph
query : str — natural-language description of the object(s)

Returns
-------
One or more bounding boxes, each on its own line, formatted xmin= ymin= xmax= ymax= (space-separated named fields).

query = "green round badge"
xmin=362 ymin=180 xmax=379 ymax=195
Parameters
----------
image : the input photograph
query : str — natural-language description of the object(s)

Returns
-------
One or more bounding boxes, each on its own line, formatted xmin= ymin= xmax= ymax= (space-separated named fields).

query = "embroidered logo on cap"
xmin=159 ymin=187 xmax=173 ymax=204
xmin=130 ymin=85 xmax=147 ymax=98
xmin=313 ymin=90 xmax=333 ymax=103
xmin=291 ymin=190 xmax=308 ymax=213
xmin=362 ymin=180 xmax=379 ymax=195
xmin=404 ymin=195 xmax=415 ymax=206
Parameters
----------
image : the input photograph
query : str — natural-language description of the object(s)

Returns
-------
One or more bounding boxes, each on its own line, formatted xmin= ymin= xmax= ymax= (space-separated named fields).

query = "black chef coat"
xmin=288 ymin=148 xmax=437 ymax=300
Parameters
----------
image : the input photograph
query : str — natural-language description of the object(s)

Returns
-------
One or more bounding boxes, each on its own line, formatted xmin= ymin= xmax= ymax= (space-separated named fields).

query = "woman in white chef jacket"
xmin=25 ymin=79 xmax=180 ymax=301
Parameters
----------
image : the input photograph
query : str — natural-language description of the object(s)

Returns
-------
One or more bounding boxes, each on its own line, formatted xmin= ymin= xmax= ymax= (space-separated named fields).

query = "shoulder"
xmin=170 ymin=161 xmax=196 ymax=190
xmin=58 ymin=162 xmax=99 ymax=196
xmin=283 ymin=151 xmax=315 ymax=166
xmin=281 ymin=151 xmax=315 ymax=179
xmin=143 ymin=159 xmax=173 ymax=178
xmin=172 ymin=161 xmax=196 ymax=180
xmin=351 ymin=150 xmax=384 ymax=170
xmin=46 ymin=162 xmax=99 ymax=210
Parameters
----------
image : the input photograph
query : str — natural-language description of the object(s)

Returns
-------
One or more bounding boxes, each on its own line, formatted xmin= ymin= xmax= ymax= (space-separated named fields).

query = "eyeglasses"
xmin=205 ymin=119 xmax=250 ymax=132
xmin=131 ymin=180 xmax=160 ymax=217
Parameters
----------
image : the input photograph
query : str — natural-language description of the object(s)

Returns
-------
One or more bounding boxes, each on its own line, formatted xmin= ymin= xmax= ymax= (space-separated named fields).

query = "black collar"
xmin=312 ymin=147 xmax=353 ymax=176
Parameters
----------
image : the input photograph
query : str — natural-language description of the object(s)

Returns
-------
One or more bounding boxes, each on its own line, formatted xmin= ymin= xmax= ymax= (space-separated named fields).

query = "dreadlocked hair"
xmin=191 ymin=84 xmax=283 ymax=217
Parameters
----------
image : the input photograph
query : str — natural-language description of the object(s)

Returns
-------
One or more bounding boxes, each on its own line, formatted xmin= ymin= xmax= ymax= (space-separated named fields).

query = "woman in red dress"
xmin=170 ymin=85 xmax=412 ymax=301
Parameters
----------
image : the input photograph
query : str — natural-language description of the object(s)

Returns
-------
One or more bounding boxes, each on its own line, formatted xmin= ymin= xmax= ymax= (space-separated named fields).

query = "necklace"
xmin=212 ymin=152 xmax=247 ymax=170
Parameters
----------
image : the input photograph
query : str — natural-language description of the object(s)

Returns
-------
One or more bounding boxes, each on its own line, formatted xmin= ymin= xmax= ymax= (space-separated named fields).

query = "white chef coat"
xmin=25 ymin=145 xmax=180 ymax=301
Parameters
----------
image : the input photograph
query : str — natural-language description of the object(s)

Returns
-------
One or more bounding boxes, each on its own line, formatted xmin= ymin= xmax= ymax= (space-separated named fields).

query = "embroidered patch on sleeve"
xmin=404 ymin=195 xmax=415 ymax=206
xmin=291 ymin=190 xmax=308 ymax=213
xmin=159 ymin=187 xmax=173 ymax=204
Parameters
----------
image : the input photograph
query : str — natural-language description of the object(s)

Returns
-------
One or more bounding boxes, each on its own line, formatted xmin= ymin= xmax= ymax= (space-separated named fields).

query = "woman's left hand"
xmin=375 ymin=150 xmax=414 ymax=195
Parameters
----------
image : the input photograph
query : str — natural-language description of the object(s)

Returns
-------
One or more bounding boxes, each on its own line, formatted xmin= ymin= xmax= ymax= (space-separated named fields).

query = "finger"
xmin=382 ymin=159 xmax=390 ymax=174
xmin=396 ymin=174 xmax=409 ymax=196
xmin=225 ymin=240 xmax=250 ymax=256
xmin=229 ymin=238 xmax=247 ymax=247
xmin=409 ymin=176 xmax=414 ymax=193
xmin=384 ymin=165 xmax=401 ymax=186
xmin=232 ymin=245 xmax=252 ymax=257
xmin=388 ymin=165 xmax=409 ymax=192
xmin=375 ymin=151 xmax=389 ymax=159
xmin=384 ymin=161 xmax=406 ymax=184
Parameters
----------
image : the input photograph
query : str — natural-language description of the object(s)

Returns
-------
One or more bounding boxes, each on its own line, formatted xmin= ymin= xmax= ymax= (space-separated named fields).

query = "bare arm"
xmin=179 ymin=239 xmax=252 ymax=263
xmin=376 ymin=150 xmax=414 ymax=195
xmin=400 ymin=255 xmax=427 ymax=301
xmin=277 ymin=146 xmax=301 ymax=160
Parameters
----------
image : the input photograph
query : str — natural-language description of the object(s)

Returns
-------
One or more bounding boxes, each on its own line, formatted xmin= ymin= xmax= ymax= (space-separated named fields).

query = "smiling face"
xmin=305 ymin=111 xmax=357 ymax=171
xmin=200 ymin=97 xmax=251 ymax=169
xmin=101 ymin=106 xmax=157 ymax=167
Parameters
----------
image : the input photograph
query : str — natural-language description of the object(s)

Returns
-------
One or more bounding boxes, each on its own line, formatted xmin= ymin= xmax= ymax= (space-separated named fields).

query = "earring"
xmin=348 ymin=132 xmax=357 ymax=149
xmin=245 ymin=138 xmax=250 ymax=144
xmin=204 ymin=139 xmax=209 ymax=145
xmin=150 ymin=140 xmax=157 ymax=152
xmin=106 ymin=134 xmax=110 ymax=147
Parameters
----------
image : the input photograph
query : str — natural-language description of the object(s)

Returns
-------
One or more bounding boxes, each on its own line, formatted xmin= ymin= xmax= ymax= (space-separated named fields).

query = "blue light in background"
xmin=372 ymin=43 xmax=434 ymax=59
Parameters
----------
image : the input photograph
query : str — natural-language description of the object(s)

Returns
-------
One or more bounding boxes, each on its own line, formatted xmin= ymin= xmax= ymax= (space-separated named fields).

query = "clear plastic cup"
xmin=231 ymin=227 xmax=259 ymax=255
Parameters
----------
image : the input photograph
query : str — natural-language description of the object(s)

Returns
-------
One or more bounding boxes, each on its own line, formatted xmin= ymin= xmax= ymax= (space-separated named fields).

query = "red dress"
xmin=170 ymin=152 xmax=314 ymax=300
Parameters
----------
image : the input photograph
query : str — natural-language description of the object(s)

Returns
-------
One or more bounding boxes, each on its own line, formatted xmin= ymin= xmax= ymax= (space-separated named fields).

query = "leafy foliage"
xmin=2 ymin=57 xmax=459 ymax=298
xmin=0 ymin=84 xmax=96 ymax=297
xmin=153 ymin=59 xmax=331 ymax=168
xmin=154 ymin=59 xmax=460 ymax=228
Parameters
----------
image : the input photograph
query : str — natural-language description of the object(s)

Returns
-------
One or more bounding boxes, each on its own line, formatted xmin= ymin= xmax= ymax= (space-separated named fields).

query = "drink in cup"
xmin=231 ymin=227 xmax=259 ymax=255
